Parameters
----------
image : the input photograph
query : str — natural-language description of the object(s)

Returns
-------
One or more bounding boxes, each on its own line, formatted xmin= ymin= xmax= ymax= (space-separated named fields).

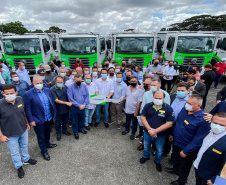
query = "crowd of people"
xmin=0 ymin=57 xmax=226 ymax=185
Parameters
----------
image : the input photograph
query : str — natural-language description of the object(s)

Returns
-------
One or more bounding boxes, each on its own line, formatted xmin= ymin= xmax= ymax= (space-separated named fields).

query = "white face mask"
xmin=211 ymin=123 xmax=226 ymax=135
xmin=115 ymin=69 xmax=120 ymax=73
xmin=12 ymin=77 xmax=19 ymax=82
xmin=92 ymin=72 xmax=97 ymax=77
xmin=153 ymin=99 xmax=163 ymax=106
xmin=150 ymin=86 xmax=158 ymax=92
xmin=185 ymin=103 xmax=193 ymax=111
xmin=40 ymin=76 xmax=45 ymax=80
xmin=71 ymin=75 xmax=75 ymax=80
xmin=84 ymin=71 xmax=89 ymax=75
xmin=5 ymin=94 xmax=16 ymax=101
xmin=35 ymin=84 xmax=43 ymax=90
xmin=98 ymin=68 xmax=102 ymax=72
xmin=61 ymin=65 xmax=65 ymax=68
xmin=60 ymin=73 xmax=66 ymax=77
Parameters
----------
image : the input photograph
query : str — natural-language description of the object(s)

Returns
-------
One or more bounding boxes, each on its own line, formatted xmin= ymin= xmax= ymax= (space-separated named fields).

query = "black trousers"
xmin=195 ymin=168 xmax=208 ymax=185
xmin=161 ymin=79 xmax=173 ymax=93
xmin=172 ymin=145 xmax=199 ymax=184
xmin=202 ymin=88 xmax=210 ymax=110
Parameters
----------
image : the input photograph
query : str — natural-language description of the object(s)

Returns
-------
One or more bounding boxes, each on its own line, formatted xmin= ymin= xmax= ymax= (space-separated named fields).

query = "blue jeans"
xmin=125 ymin=114 xmax=138 ymax=136
xmin=6 ymin=130 xmax=30 ymax=169
xmin=84 ymin=108 xmax=95 ymax=126
xmin=33 ymin=120 xmax=51 ymax=154
xmin=143 ymin=131 xmax=166 ymax=163
xmin=55 ymin=113 xmax=69 ymax=135
xmin=69 ymin=106 xmax=73 ymax=122
xmin=71 ymin=106 xmax=84 ymax=134
xmin=95 ymin=103 xmax=109 ymax=123
xmin=214 ymin=73 xmax=223 ymax=88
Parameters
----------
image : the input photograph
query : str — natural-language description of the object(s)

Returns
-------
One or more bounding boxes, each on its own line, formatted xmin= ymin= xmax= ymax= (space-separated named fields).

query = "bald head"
xmin=33 ymin=76 xmax=43 ymax=86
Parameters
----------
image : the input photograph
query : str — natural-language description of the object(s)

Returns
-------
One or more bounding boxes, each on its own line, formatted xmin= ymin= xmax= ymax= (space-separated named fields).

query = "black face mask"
xmin=169 ymin=64 xmax=173 ymax=67
xmin=109 ymin=73 xmax=114 ymax=76
xmin=122 ymin=64 xmax=125 ymax=67
xmin=154 ymin=63 xmax=159 ymax=66
xmin=126 ymin=76 xmax=130 ymax=81
xmin=144 ymin=84 xmax=149 ymax=90
xmin=105 ymin=64 xmax=109 ymax=67
xmin=130 ymin=82 xmax=137 ymax=87
xmin=76 ymin=61 xmax=80 ymax=63
xmin=76 ymin=81 xmax=81 ymax=86
xmin=46 ymin=71 xmax=51 ymax=74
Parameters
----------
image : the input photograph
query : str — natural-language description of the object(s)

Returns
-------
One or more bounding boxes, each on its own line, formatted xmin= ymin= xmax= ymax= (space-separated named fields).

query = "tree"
xmin=0 ymin=21 xmax=28 ymax=34
xmin=45 ymin=26 xmax=66 ymax=33
xmin=30 ymin=29 xmax=43 ymax=33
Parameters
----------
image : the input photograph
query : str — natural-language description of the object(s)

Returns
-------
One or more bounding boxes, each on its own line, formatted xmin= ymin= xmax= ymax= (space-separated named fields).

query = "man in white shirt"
xmin=91 ymin=67 xmax=98 ymax=84
xmin=108 ymin=67 xmax=116 ymax=82
xmin=65 ymin=70 xmax=77 ymax=88
xmin=161 ymin=60 xmax=176 ymax=93
xmin=16 ymin=61 xmax=31 ymax=85
xmin=95 ymin=69 xmax=114 ymax=128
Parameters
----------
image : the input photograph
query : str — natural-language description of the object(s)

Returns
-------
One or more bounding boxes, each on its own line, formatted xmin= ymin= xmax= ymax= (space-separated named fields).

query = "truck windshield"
xmin=60 ymin=38 xmax=97 ymax=54
xmin=3 ymin=39 xmax=41 ymax=55
xmin=176 ymin=36 xmax=215 ymax=54
xmin=116 ymin=37 xmax=154 ymax=53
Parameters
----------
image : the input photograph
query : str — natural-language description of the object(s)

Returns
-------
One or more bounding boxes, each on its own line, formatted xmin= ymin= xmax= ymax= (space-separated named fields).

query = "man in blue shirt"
xmin=123 ymin=64 xmax=138 ymax=81
xmin=10 ymin=72 xmax=29 ymax=99
xmin=0 ymin=64 xmax=11 ymax=84
xmin=24 ymin=76 xmax=57 ymax=161
xmin=67 ymin=74 xmax=89 ymax=140
xmin=165 ymin=94 xmax=210 ymax=185
xmin=110 ymin=72 xmax=127 ymax=129
xmin=0 ymin=60 xmax=9 ymax=74
xmin=135 ymin=65 xmax=143 ymax=81
xmin=16 ymin=61 xmax=31 ymax=85
xmin=140 ymin=91 xmax=175 ymax=172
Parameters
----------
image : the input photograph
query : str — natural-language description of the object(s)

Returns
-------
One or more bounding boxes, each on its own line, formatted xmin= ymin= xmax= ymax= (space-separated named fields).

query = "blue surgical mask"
xmin=57 ymin=83 xmax=63 ymax=88
xmin=177 ymin=91 xmax=186 ymax=99
xmin=101 ymin=74 xmax=107 ymax=79
xmin=22 ymin=67 xmax=25 ymax=70
xmin=116 ymin=78 xmax=122 ymax=82
xmin=128 ymin=60 xmax=131 ymax=64
xmin=86 ymin=79 xmax=91 ymax=84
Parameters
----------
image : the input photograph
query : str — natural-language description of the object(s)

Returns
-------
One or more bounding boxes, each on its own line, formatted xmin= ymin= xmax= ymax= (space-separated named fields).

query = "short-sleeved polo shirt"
xmin=0 ymin=97 xmax=27 ymax=138
xmin=141 ymin=102 xmax=175 ymax=137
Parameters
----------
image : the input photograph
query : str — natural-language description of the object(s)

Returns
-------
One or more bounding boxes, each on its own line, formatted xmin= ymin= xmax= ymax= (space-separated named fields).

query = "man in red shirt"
xmin=73 ymin=58 xmax=85 ymax=70
xmin=213 ymin=58 xmax=226 ymax=89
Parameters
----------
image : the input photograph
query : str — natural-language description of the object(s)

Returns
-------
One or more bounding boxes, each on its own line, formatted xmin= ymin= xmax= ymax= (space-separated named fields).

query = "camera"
xmin=173 ymin=61 xmax=189 ymax=72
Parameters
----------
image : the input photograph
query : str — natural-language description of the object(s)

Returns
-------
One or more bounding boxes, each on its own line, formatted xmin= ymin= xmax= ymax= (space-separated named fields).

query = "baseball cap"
xmin=221 ymin=58 xmax=226 ymax=61
xmin=44 ymin=65 xmax=51 ymax=71
xmin=37 ymin=69 xmax=45 ymax=75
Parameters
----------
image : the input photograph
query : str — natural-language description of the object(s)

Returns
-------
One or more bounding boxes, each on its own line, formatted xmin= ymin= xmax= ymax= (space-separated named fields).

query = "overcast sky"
xmin=0 ymin=0 xmax=226 ymax=35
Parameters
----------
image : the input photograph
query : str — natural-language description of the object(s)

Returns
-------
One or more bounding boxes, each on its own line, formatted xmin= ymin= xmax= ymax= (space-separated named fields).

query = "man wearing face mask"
xmin=95 ymin=69 xmax=114 ymax=128
xmin=67 ymin=74 xmax=89 ymax=140
xmin=73 ymin=58 xmax=84 ymax=70
xmin=140 ymin=91 xmax=175 ymax=172
xmin=76 ymin=67 xmax=85 ymax=80
xmin=187 ymin=76 xmax=206 ymax=97
xmin=84 ymin=74 xmax=96 ymax=130
xmin=124 ymin=70 xmax=141 ymax=86
xmin=110 ymin=72 xmax=127 ymax=129
xmin=29 ymin=69 xmax=50 ymax=89
xmin=16 ymin=60 xmax=31 ymax=85
xmin=44 ymin=65 xmax=57 ymax=86
xmin=10 ymin=72 xmax=29 ymax=99
xmin=97 ymin=64 xmax=102 ymax=78
xmin=213 ymin=58 xmax=226 ymax=89
xmin=51 ymin=67 xmax=69 ymax=87
xmin=91 ymin=67 xmax=98 ymax=84
xmin=108 ymin=67 xmax=116 ymax=82
xmin=65 ymin=70 xmax=77 ymax=88
xmin=24 ymin=76 xmax=57 ymax=161
xmin=0 ymin=84 xmax=37 ymax=179
xmin=53 ymin=61 xmax=68 ymax=73
xmin=145 ymin=59 xmax=163 ymax=79
xmin=115 ymin=64 xmax=121 ymax=74
xmin=194 ymin=112 xmax=226 ymax=185
xmin=135 ymin=65 xmax=143 ymax=81
xmin=166 ymin=95 xmax=210 ymax=185
xmin=120 ymin=60 xmax=126 ymax=73
xmin=83 ymin=67 xmax=90 ymax=75
xmin=123 ymin=64 xmax=138 ymax=81
xmin=104 ymin=60 xmax=110 ymax=72
xmin=50 ymin=76 xmax=73 ymax=141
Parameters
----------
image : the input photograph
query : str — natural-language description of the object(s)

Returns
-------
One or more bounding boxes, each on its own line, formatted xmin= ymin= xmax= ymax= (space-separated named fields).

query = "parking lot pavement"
xmin=0 ymin=81 xmax=225 ymax=185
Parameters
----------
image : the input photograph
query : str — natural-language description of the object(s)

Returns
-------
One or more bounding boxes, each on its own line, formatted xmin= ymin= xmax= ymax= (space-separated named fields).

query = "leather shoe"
xmin=89 ymin=123 xmax=93 ymax=127
xmin=74 ymin=134 xmax=79 ymax=140
xmin=79 ymin=130 xmax=87 ymax=134
xmin=42 ymin=152 xmax=50 ymax=161
xmin=122 ymin=130 xmax=129 ymax=135
xmin=84 ymin=126 xmax=90 ymax=131
xmin=170 ymin=180 xmax=185 ymax=185
xmin=105 ymin=123 xmax=109 ymax=128
xmin=46 ymin=144 xmax=57 ymax=148
xmin=165 ymin=167 xmax=179 ymax=175
xmin=137 ymin=144 xmax=144 ymax=151
xmin=56 ymin=134 xmax=61 ymax=141
xmin=62 ymin=131 xmax=71 ymax=136
xmin=94 ymin=122 xmax=100 ymax=127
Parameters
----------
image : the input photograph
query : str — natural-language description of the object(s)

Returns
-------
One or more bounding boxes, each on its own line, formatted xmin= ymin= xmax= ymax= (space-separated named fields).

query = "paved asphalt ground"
xmin=0 ymin=80 xmax=225 ymax=185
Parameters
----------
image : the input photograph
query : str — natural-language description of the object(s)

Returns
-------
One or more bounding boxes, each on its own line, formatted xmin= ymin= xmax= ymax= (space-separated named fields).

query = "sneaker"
xmin=155 ymin=162 xmax=162 ymax=172
xmin=130 ymin=135 xmax=135 ymax=140
xmin=140 ymin=157 xmax=150 ymax=164
xmin=23 ymin=158 xmax=37 ymax=165
xmin=135 ymin=134 xmax=141 ymax=140
xmin=18 ymin=167 xmax=25 ymax=179
xmin=117 ymin=125 xmax=121 ymax=130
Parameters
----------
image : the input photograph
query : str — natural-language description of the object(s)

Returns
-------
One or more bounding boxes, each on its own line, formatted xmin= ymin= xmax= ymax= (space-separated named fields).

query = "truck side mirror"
xmin=52 ymin=41 xmax=57 ymax=50
xmin=157 ymin=40 xmax=164 ymax=54
xmin=216 ymin=39 xmax=222 ymax=49
xmin=46 ymin=41 xmax=50 ymax=51
xmin=106 ymin=40 xmax=111 ymax=49
xmin=101 ymin=40 xmax=105 ymax=51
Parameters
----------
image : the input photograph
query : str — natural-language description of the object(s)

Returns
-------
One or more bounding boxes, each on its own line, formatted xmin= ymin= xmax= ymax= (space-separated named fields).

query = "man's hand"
xmin=30 ymin=121 xmax=36 ymax=127
xmin=203 ymin=113 xmax=213 ymax=123
xmin=150 ymin=75 xmax=154 ymax=78
xmin=169 ymin=135 xmax=173 ymax=142
xmin=48 ymin=82 xmax=52 ymax=85
xmin=206 ymin=179 xmax=213 ymax=185
xmin=66 ymin=102 xmax=73 ymax=107
xmin=27 ymin=124 xmax=30 ymax=131
xmin=152 ymin=71 xmax=156 ymax=74
xmin=80 ymin=104 xmax=85 ymax=110
xmin=216 ymin=100 xmax=221 ymax=104
xmin=134 ymin=112 xmax=138 ymax=117
xmin=0 ymin=135 xmax=9 ymax=143
xmin=190 ymin=86 xmax=194 ymax=91
xmin=180 ymin=150 xmax=187 ymax=158
xmin=148 ymin=128 xmax=157 ymax=138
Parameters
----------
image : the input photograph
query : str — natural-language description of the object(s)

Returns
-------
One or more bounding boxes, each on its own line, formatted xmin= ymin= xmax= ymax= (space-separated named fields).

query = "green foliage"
xmin=0 ymin=21 xmax=28 ymax=34
xmin=30 ymin=29 xmax=43 ymax=33
xmin=45 ymin=26 xmax=66 ymax=34
xmin=165 ymin=14 xmax=226 ymax=31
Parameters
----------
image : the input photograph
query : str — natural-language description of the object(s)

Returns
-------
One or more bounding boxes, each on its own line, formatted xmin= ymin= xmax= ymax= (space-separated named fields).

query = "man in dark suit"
xmin=24 ymin=76 xmax=57 ymax=161
xmin=216 ymin=86 xmax=226 ymax=104
xmin=194 ymin=112 xmax=226 ymax=185
xmin=187 ymin=76 xmax=206 ymax=97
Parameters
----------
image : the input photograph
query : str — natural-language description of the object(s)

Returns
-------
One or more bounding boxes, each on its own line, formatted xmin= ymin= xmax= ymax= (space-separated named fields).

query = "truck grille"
xmin=183 ymin=57 xmax=205 ymax=66
xmin=68 ymin=58 xmax=90 ymax=68
xmin=122 ymin=57 xmax=144 ymax=66
xmin=13 ymin=58 xmax=36 ymax=75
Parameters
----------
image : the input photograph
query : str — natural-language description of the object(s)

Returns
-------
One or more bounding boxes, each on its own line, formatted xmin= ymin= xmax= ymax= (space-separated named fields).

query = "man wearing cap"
xmin=44 ymin=65 xmax=57 ymax=86
xmin=16 ymin=60 xmax=31 ymax=85
xmin=213 ymin=58 xmax=226 ymax=89
xmin=29 ymin=69 xmax=50 ymax=89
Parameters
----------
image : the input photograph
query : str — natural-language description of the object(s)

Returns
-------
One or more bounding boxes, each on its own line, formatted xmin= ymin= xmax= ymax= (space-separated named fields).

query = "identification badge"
xmin=132 ymin=92 xmax=136 ymax=95
xmin=159 ymin=110 xmax=165 ymax=114
xmin=18 ymin=104 xmax=22 ymax=108
xmin=212 ymin=148 xmax=222 ymax=155
xmin=117 ymin=86 xmax=120 ymax=89
xmin=184 ymin=120 xmax=189 ymax=125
